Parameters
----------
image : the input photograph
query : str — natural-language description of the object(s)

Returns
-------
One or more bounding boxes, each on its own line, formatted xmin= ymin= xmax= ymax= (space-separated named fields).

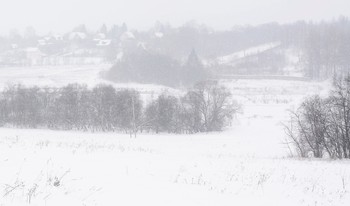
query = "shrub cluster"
xmin=0 ymin=82 xmax=238 ymax=134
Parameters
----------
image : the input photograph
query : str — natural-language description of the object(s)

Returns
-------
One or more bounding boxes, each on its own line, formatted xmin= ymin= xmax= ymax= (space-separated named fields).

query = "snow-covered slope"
xmin=212 ymin=42 xmax=305 ymax=77
xmin=217 ymin=42 xmax=281 ymax=65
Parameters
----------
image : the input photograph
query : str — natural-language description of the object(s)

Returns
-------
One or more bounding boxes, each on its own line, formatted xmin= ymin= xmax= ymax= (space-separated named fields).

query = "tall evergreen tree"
xmin=100 ymin=24 xmax=108 ymax=34
xmin=182 ymin=49 xmax=207 ymax=86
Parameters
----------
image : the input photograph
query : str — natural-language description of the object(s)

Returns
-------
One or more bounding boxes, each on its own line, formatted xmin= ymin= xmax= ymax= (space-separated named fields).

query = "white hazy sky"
xmin=0 ymin=0 xmax=349 ymax=34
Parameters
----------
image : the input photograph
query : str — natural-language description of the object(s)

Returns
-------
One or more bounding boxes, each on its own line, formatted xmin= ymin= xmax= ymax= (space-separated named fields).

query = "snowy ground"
xmin=1 ymin=127 xmax=350 ymax=206
xmin=1 ymin=65 xmax=349 ymax=205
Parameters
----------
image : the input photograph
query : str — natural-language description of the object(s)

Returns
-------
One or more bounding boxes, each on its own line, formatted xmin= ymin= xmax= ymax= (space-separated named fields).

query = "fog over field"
xmin=1 ymin=1 xmax=350 ymax=206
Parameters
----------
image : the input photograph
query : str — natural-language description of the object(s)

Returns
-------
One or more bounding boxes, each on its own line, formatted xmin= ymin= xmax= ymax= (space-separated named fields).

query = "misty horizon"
xmin=1 ymin=16 xmax=350 ymax=36
xmin=0 ymin=0 xmax=349 ymax=34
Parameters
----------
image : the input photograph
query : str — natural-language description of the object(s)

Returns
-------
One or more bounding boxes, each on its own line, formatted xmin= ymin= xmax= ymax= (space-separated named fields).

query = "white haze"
xmin=0 ymin=0 xmax=349 ymax=34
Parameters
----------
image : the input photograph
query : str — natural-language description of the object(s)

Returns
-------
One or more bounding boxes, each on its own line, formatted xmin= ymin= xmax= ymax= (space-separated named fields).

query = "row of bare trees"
xmin=0 ymin=84 xmax=142 ymax=132
xmin=285 ymin=75 xmax=350 ymax=158
xmin=0 ymin=82 xmax=238 ymax=135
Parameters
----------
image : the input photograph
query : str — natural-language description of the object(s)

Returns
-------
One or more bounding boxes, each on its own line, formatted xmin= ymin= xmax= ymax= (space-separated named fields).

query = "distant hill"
xmin=1 ymin=18 xmax=350 ymax=81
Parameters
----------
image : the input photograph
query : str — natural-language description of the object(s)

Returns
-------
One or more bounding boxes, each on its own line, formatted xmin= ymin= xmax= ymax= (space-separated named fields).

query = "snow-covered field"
xmin=1 ymin=65 xmax=349 ymax=206
xmin=0 ymin=65 xmax=111 ymax=88
xmin=0 ymin=65 xmax=176 ymax=94
xmin=1 ymin=127 xmax=350 ymax=206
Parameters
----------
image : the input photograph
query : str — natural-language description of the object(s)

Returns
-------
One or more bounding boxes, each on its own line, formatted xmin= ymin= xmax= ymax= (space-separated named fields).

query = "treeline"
xmin=285 ymin=75 xmax=350 ymax=159
xmin=0 ymin=82 xmax=238 ymax=134
xmin=301 ymin=17 xmax=350 ymax=79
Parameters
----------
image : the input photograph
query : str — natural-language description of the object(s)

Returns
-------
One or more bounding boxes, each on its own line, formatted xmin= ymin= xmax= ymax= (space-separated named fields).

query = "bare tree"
xmin=286 ymin=75 xmax=350 ymax=159
xmin=182 ymin=81 xmax=239 ymax=133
